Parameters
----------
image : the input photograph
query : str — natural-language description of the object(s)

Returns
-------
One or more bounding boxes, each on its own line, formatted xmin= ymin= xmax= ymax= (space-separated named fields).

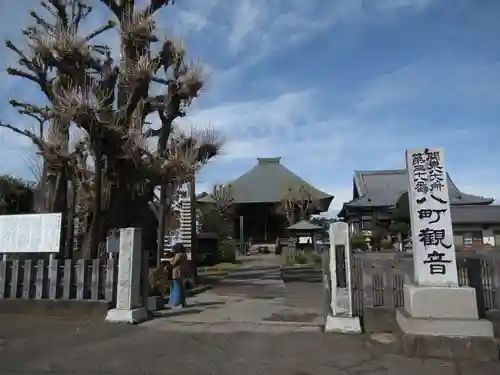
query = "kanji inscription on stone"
xmin=406 ymin=148 xmax=458 ymax=286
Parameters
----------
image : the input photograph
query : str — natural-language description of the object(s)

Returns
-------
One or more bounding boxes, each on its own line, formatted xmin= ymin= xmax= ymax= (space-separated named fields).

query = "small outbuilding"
xmin=287 ymin=219 xmax=323 ymax=251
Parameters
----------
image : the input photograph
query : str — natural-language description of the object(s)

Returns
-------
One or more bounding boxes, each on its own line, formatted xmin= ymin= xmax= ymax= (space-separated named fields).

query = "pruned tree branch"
xmin=146 ymin=0 xmax=176 ymax=16
xmin=85 ymin=20 xmax=116 ymax=41
xmin=0 ymin=122 xmax=45 ymax=150
xmin=48 ymin=0 xmax=69 ymax=27
xmin=5 ymin=40 xmax=52 ymax=98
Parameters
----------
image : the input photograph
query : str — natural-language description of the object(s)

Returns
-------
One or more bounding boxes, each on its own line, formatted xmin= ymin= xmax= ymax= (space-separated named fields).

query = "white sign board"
xmin=0 ymin=213 xmax=62 ymax=253
xmin=298 ymin=236 xmax=312 ymax=244
xmin=406 ymin=148 xmax=458 ymax=286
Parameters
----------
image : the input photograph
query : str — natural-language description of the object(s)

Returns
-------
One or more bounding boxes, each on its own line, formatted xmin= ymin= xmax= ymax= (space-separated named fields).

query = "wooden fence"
xmin=351 ymin=252 xmax=500 ymax=317
xmin=0 ymin=258 xmax=118 ymax=303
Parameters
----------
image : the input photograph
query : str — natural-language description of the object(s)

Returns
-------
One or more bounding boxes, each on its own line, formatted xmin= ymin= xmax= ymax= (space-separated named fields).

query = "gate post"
xmin=106 ymin=228 xmax=148 ymax=324
xmin=325 ymin=222 xmax=361 ymax=333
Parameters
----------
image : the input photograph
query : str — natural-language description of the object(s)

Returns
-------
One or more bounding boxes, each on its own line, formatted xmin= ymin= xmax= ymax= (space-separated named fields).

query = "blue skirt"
xmin=169 ymin=279 xmax=185 ymax=307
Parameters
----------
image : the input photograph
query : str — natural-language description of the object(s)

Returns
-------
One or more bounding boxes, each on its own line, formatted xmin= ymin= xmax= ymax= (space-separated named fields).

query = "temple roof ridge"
xmin=198 ymin=157 xmax=334 ymax=209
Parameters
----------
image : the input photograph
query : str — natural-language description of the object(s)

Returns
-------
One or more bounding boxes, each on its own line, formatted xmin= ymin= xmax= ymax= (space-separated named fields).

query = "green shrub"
xmin=351 ymin=232 xmax=368 ymax=250
xmin=218 ymin=239 xmax=236 ymax=263
xmin=311 ymin=253 xmax=322 ymax=266
xmin=381 ymin=238 xmax=393 ymax=250
xmin=197 ymin=237 xmax=219 ymax=266
xmin=282 ymin=250 xmax=323 ymax=266
xmin=293 ymin=251 xmax=308 ymax=264
xmin=283 ymin=255 xmax=295 ymax=266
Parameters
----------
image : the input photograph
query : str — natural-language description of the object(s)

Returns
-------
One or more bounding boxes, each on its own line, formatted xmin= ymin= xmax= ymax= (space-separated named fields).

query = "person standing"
xmin=168 ymin=243 xmax=188 ymax=308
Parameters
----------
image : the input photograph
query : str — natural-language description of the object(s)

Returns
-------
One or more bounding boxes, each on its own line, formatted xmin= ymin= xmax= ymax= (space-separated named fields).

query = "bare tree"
xmin=277 ymin=185 xmax=317 ymax=225
xmin=23 ymin=152 xmax=44 ymax=185
xmin=1 ymin=0 xmax=221 ymax=259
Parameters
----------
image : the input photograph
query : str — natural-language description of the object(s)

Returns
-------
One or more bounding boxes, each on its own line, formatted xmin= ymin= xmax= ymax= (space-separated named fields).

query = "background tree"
xmin=350 ymin=231 xmax=368 ymax=251
xmin=0 ymin=0 xmax=221 ymax=259
xmin=277 ymin=185 xmax=317 ymax=225
xmin=197 ymin=184 xmax=236 ymax=263
xmin=309 ymin=216 xmax=335 ymax=239
xmin=0 ymin=176 xmax=35 ymax=215
xmin=198 ymin=184 xmax=234 ymax=237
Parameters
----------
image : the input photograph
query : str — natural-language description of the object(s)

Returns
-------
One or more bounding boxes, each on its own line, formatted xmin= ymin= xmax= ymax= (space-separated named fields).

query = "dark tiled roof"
xmin=198 ymin=157 xmax=334 ymax=208
xmin=450 ymin=205 xmax=500 ymax=224
xmin=344 ymin=169 xmax=493 ymax=208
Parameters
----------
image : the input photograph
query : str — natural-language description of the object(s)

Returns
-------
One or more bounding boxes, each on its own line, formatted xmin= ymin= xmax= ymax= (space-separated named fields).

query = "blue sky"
xmin=1 ymin=0 xmax=499 ymax=215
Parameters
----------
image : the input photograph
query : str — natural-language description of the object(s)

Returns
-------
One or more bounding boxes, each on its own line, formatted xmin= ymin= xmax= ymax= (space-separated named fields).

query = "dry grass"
xmin=282 ymin=250 xmax=322 ymax=267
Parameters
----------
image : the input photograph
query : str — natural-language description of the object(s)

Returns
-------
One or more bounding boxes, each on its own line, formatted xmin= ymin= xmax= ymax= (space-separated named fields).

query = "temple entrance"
xmin=143 ymin=253 xmax=326 ymax=331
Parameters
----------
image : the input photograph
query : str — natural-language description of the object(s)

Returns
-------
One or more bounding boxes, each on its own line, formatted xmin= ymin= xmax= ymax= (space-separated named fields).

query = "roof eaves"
xmin=343 ymin=194 xmax=389 ymax=208
xmin=197 ymin=195 xmax=215 ymax=203
xmin=452 ymin=194 xmax=494 ymax=205
xmin=451 ymin=205 xmax=500 ymax=224
xmin=353 ymin=171 xmax=366 ymax=196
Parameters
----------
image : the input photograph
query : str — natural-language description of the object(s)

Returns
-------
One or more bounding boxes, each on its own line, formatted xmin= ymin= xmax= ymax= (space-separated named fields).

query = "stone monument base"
xmin=396 ymin=308 xmax=494 ymax=337
xmin=398 ymin=284 xmax=494 ymax=337
xmin=106 ymin=307 xmax=148 ymax=324
xmin=396 ymin=285 xmax=498 ymax=361
xmin=403 ymin=284 xmax=482 ymax=319
xmin=396 ymin=318 xmax=499 ymax=362
xmin=325 ymin=314 xmax=362 ymax=334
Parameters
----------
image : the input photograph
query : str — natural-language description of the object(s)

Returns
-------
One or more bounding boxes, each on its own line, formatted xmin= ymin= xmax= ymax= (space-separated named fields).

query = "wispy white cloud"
xmin=372 ymin=0 xmax=435 ymax=11
xmin=221 ymin=0 xmax=441 ymax=62
xmin=356 ymin=57 xmax=500 ymax=113
xmin=173 ymin=0 xmax=221 ymax=33
xmin=181 ymin=90 xmax=314 ymax=133
xmin=224 ymin=1 xmax=349 ymax=61
xmin=228 ymin=0 xmax=260 ymax=54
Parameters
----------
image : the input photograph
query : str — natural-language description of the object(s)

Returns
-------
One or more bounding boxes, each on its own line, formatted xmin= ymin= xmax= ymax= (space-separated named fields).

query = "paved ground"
xmin=0 ymin=316 xmax=499 ymax=374
xmin=144 ymin=254 xmax=325 ymax=331
xmin=0 ymin=254 xmax=499 ymax=374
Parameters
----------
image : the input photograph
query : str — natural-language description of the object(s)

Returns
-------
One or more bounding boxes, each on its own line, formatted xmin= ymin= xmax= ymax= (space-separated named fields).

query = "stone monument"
xmin=106 ymin=228 xmax=148 ymax=324
xmin=325 ymin=222 xmax=362 ymax=333
xmin=397 ymin=148 xmax=494 ymax=340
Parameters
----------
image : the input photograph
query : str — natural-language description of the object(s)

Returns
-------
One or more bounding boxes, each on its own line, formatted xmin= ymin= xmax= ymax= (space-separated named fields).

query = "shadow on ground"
xmin=281 ymin=266 xmax=323 ymax=283
xmin=151 ymin=301 xmax=227 ymax=319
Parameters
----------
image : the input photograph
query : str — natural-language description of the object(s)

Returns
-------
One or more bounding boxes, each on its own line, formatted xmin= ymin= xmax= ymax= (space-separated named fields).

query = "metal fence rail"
xmin=351 ymin=252 xmax=500 ymax=317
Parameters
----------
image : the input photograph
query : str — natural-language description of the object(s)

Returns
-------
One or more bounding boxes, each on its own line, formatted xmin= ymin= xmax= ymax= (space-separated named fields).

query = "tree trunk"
xmin=45 ymin=168 xmax=68 ymax=259
xmin=64 ymin=181 xmax=76 ymax=258
xmin=86 ymin=145 xmax=103 ymax=259
xmin=156 ymin=185 xmax=167 ymax=267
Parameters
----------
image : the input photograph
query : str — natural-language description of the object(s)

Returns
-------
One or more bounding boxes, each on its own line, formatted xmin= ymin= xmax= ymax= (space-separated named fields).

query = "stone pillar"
xmin=397 ymin=148 xmax=493 ymax=339
xmin=106 ymin=228 xmax=148 ymax=324
xmin=325 ymin=222 xmax=361 ymax=333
